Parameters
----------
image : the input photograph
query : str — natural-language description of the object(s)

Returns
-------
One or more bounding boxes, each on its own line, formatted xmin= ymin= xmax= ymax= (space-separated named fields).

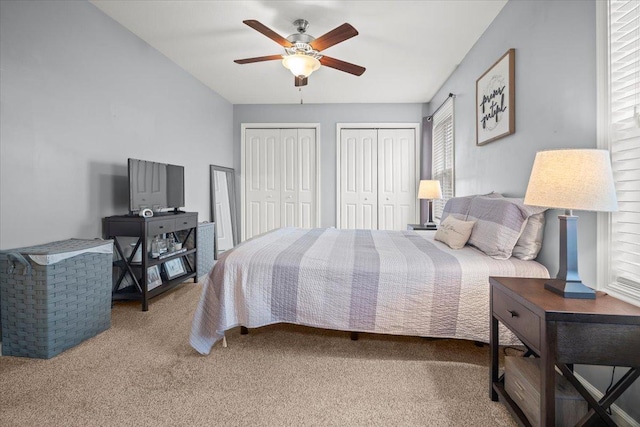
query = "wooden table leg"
xmin=490 ymin=313 xmax=499 ymax=401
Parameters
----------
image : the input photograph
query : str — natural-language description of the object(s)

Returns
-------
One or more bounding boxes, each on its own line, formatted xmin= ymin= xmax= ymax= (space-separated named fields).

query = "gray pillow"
xmin=440 ymin=195 xmax=474 ymax=222
xmin=440 ymin=192 xmax=502 ymax=222
xmin=466 ymin=196 xmax=546 ymax=260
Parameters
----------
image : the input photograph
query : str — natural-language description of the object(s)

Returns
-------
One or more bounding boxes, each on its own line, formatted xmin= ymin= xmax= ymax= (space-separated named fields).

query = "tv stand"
xmin=104 ymin=212 xmax=198 ymax=311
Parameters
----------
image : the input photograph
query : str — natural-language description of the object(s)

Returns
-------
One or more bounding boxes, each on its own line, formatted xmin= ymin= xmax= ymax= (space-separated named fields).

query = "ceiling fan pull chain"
xmin=299 ymin=87 xmax=303 ymax=104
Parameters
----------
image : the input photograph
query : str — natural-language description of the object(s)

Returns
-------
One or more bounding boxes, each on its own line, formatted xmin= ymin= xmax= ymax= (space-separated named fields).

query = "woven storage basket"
xmin=0 ymin=239 xmax=113 ymax=359
xmin=196 ymin=222 xmax=215 ymax=278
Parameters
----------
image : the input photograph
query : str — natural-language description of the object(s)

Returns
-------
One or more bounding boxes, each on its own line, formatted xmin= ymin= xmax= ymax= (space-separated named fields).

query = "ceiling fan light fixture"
xmin=282 ymin=54 xmax=321 ymax=78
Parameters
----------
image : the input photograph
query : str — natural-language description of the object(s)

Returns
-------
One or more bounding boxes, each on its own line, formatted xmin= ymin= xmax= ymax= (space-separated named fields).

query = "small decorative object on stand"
xmin=151 ymin=236 xmax=160 ymax=258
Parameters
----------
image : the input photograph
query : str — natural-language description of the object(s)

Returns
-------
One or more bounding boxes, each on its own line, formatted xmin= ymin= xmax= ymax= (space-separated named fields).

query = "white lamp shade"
xmin=524 ymin=149 xmax=618 ymax=212
xmin=282 ymin=54 xmax=320 ymax=78
xmin=418 ymin=180 xmax=443 ymax=199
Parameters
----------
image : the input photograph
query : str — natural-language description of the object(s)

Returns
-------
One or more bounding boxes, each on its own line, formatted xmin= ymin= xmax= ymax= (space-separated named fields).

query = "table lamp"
xmin=524 ymin=149 xmax=618 ymax=299
xmin=418 ymin=180 xmax=443 ymax=229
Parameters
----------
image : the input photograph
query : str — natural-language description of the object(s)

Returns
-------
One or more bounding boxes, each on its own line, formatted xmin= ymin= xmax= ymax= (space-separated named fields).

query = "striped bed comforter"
xmin=190 ymin=227 xmax=549 ymax=354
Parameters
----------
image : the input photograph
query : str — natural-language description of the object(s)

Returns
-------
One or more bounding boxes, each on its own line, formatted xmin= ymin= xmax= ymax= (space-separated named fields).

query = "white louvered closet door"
xmin=244 ymin=128 xmax=317 ymax=240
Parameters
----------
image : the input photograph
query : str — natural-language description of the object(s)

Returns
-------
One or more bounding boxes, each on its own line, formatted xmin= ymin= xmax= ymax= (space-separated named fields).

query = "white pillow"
xmin=512 ymin=212 xmax=546 ymax=260
xmin=434 ymin=216 xmax=476 ymax=249
xmin=498 ymin=197 xmax=547 ymax=260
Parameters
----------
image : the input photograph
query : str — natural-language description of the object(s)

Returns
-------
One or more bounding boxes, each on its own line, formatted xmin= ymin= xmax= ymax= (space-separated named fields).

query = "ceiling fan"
xmin=234 ymin=19 xmax=366 ymax=87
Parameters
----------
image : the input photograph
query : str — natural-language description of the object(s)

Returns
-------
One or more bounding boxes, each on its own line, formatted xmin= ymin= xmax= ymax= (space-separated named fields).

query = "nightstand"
xmin=407 ymin=223 xmax=437 ymax=231
xmin=489 ymin=277 xmax=640 ymax=426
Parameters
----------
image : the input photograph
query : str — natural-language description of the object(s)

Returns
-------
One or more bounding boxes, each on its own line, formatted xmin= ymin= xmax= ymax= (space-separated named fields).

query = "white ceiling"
xmin=90 ymin=0 xmax=507 ymax=105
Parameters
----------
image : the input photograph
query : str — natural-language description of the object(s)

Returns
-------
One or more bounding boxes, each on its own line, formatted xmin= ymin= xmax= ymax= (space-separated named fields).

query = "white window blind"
xmin=605 ymin=0 xmax=640 ymax=301
xmin=431 ymin=97 xmax=455 ymax=220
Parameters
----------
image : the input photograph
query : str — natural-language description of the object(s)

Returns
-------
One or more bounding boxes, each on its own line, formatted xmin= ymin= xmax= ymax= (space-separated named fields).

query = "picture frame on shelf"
xmin=476 ymin=48 xmax=515 ymax=146
xmin=147 ymin=265 xmax=162 ymax=290
xmin=163 ymin=257 xmax=186 ymax=280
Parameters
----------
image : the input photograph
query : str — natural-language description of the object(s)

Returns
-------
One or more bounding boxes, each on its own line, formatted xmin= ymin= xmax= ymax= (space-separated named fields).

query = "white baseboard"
xmin=574 ymin=372 xmax=640 ymax=427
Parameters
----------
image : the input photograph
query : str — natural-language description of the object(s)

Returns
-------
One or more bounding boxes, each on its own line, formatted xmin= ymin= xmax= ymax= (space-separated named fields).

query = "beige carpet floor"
xmin=0 ymin=282 xmax=516 ymax=426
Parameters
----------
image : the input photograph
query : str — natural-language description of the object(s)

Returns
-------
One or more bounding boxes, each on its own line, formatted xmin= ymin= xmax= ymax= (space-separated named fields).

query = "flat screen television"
xmin=128 ymin=158 xmax=185 ymax=214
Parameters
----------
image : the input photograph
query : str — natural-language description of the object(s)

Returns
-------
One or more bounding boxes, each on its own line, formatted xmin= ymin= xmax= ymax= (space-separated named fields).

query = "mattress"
xmin=190 ymin=227 xmax=550 ymax=354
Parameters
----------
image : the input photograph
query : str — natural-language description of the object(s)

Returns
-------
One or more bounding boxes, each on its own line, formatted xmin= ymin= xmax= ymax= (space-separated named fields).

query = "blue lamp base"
xmin=544 ymin=279 xmax=596 ymax=299
xmin=549 ymin=213 xmax=596 ymax=300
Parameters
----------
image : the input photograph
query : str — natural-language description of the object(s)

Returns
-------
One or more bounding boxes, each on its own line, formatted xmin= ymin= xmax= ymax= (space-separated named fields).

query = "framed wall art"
xmin=476 ymin=48 xmax=515 ymax=146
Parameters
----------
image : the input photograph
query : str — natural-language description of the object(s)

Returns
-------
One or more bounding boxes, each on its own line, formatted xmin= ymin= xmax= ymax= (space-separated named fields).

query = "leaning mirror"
xmin=210 ymin=165 xmax=238 ymax=259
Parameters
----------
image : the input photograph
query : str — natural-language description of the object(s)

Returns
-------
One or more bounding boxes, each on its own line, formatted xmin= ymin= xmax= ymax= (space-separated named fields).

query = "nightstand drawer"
xmin=492 ymin=288 xmax=540 ymax=350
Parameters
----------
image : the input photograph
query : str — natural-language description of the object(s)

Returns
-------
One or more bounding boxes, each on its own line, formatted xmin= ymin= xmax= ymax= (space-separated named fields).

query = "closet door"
xmin=338 ymin=127 xmax=418 ymax=231
xmin=245 ymin=128 xmax=281 ymax=239
xmin=243 ymin=127 xmax=318 ymax=240
xmin=281 ymin=129 xmax=316 ymax=228
xmin=281 ymin=129 xmax=298 ymax=228
xmin=340 ymin=129 xmax=378 ymax=229
xmin=377 ymin=129 xmax=417 ymax=230
xmin=296 ymin=128 xmax=317 ymax=228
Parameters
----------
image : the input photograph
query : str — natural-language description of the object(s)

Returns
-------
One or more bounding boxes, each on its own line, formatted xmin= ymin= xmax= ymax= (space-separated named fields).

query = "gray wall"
xmin=0 ymin=0 xmax=234 ymax=249
xmin=233 ymin=103 xmax=424 ymax=232
xmin=427 ymin=0 xmax=638 ymax=420
xmin=427 ymin=0 xmax=598 ymax=284
xmin=1 ymin=0 xmax=637 ymax=421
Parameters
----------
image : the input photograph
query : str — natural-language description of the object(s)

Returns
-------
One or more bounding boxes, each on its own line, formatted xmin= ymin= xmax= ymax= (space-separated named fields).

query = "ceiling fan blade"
xmin=294 ymin=76 xmax=308 ymax=87
xmin=310 ymin=23 xmax=358 ymax=51
xmin=243 ymin=20 xmax=291 ymax=47
xmin=319 ymin=56 xmax=366 ymax=76
xmin=234 ymin=55 xmax=283 ymax=64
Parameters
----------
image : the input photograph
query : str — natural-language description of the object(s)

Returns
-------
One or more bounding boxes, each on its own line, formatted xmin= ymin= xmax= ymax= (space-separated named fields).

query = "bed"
xmin=190 ymin=194 xmax=550 ymax=355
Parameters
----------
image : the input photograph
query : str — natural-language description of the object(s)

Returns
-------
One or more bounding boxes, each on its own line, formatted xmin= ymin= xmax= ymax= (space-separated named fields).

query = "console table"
xmin=490 ymin=277 xmax=640 ymax=426
xmin=104 ymin=212 xmax=198 ymax=311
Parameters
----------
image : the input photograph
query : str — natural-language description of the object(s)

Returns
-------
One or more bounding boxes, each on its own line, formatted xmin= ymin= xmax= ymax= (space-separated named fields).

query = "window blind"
xmin=607 ymin=0 xmax=640 ymax=300
xmin=431 ymin=97 xmax=455 ymax=220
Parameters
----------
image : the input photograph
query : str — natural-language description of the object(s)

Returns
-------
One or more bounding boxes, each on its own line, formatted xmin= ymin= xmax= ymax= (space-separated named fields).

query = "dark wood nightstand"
xmin=489 ymin=277 xmax=640 ymax=426
xmin=407 ymin=223 xmax=437 ymax=231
